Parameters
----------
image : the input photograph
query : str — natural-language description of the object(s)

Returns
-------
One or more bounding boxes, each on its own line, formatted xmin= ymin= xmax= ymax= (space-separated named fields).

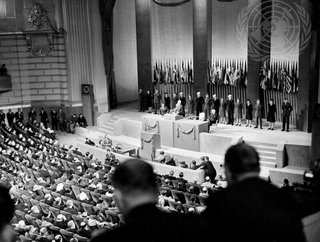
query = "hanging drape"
xmin=212 ymin=0 xmax=248 ymax=59
xmin=151 ymin=0 xmax=193 ymax=60
xmin=99 ymin=0 xmax=117 ymax=108
xmin=152 ymin=0 xmax=191 ymax=7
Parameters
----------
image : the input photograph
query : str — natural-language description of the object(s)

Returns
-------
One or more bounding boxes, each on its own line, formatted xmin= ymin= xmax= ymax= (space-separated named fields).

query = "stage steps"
xmin=98 ymin=114 xmax=119 ymax=135
xmin=245 ymin=141 xmax=277 ymax=168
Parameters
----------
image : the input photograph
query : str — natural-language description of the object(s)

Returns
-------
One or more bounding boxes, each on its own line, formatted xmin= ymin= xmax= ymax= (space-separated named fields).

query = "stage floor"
xmin=102 ymin=101 xmax=311 ymax=146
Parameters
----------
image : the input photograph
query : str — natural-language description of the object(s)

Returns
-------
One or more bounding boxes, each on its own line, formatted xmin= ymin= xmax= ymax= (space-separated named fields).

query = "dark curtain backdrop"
xmin=151 ymin=0 xmax=193 ymax=60
xmin=212 ymin=0 xmax=248 ymax=59
xmin=100 ymin=0 xmax=117 ymax=108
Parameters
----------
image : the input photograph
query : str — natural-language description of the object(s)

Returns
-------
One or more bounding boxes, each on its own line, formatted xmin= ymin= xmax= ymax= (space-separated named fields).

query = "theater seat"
xmin=74 ymin=234 xmax=89 ymax=241
xmin=60 ymin=229 xmax=74 ymax=241
xmin=19 ymin=235 xmax=32 ymax=242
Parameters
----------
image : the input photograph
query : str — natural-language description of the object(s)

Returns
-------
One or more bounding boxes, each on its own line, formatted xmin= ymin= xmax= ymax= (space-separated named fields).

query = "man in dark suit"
xmin=281 ymin=98 xmax=293 ymax=132
xmin=6 ymin=109 xmax=14 ymax=126
xmin=138 ymin=89 xmax=145 ymax=112
xmin=164 ymin=93 xmax=170 ymax=110
xmin=179 ymin=92 xmax=186 ymax=117
xmin=39 ymin=108 xmax=48 ymax=128
xmin=50 ymin=108 xmax=58 ymax=130
xmin=211 ymin=94 xmax=220 ymax=120
xmin=195 ymin=92 xmax=204 ymax=119
xmin=15 ymin=108 xmax=24 ymax=123
xmin=226 ymin=94 xmax=235 ymax=125
xmin=203 ymin=143 xmax=306 ymax=242
xmin=91 ymin=159 xmax=203 ymax=242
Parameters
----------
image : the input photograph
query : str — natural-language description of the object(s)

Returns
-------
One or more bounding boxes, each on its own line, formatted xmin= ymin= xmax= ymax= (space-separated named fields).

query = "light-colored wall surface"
xmin=113 ymin=0 xmax=138 ymax=103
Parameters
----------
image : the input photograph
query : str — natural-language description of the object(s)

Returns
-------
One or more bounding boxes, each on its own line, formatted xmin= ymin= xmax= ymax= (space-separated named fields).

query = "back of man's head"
xmin=224 ymin=143 xmax=260 ymax=184
xmin=0 ymin=185 xmax=14 ymax=242
xmin=112 ymin=159 xmax=157 ymax=193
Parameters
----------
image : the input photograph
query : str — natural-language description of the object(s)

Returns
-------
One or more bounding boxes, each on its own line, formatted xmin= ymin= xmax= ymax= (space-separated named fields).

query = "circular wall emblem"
xmin=236 ymin=0 xmax=311 ymax=61
xmin=82 ymin=85 xmax=90 ymax=94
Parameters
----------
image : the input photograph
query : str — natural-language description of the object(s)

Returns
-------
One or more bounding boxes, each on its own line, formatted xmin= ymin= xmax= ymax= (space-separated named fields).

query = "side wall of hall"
xmin=113 ymin=0 xmax=139 ymax=104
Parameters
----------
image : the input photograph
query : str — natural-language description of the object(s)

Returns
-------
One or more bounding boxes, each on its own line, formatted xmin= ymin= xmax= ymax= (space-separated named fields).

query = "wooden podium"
xmin=142 ymin=115 xmax=174 ymax=147
xmin=173 ymin=119 xmax=208 ymax=152
xmin=164 ymin=113 xmax=183 ymax=121
xmin=140 ymin=131 xmax=161 ymax=161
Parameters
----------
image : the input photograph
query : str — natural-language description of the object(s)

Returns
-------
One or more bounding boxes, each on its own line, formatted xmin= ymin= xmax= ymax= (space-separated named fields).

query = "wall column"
xmin=193 ymin=0 xmax=210 ymax=96
xmin=135 ymin=0 xmax=152 ymax=92
xmin=297 ymin=0 xmax=317 ymax=132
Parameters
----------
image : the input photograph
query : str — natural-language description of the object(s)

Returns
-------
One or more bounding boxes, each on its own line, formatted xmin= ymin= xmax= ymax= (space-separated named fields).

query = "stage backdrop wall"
xmin=212 ymin=0 xmax=248 ymax=59
xmin=151 ymin=0 xmax=193 ymax=60
xmin=113 ymin=0 xmax=138 ymax=103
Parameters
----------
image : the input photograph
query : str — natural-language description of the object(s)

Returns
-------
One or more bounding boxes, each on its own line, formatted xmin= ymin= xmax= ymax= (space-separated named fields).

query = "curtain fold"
xmin=152 ymin=0 xmax=191 ymax=7
xmin=99 ymin=0 xmax=117 ymax=108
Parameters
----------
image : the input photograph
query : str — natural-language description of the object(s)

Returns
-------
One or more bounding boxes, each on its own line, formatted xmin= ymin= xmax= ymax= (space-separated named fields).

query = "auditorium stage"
xmin=58 ymin=101 xmax=312 ymax=186
xmin=97 ymin=101 xmax=311 ymax=146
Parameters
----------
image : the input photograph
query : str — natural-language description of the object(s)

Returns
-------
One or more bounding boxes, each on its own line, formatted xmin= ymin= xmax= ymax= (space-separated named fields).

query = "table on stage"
xmin=142 ymin=114 xmax=208 ymax=151
xmin=173 ymin=119 xmax=208 ymax=152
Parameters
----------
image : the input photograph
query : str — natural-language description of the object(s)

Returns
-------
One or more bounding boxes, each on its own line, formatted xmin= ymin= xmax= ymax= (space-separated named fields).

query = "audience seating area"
xmin=0 ymin=119 xmax=221 ymax=242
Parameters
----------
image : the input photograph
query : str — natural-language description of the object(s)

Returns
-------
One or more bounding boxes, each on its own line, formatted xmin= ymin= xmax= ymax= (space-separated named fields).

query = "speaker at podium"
xmin=81 ymin=84 xmax=94 ymax=126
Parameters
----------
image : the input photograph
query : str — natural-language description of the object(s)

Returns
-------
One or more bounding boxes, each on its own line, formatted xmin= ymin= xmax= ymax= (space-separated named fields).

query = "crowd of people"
xmin=0 ymin=114 xmax=307 ymax=242
xmin=0 ymin=107 xmax=88 ymax=135
xmin=138 ymin=89 xmax=293 ymax=132
xmin=0 ymin=116 xmax=123 ymax=241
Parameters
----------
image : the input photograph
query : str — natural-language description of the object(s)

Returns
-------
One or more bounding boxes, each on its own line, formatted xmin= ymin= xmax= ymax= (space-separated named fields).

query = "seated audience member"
xmin=280 ymin=178 xmax=294 ymax=193
xmin=199 ymin=187 xmax=209 ymax=197
xmin=38 ymin=227 xmax=54 ymax=242
xmin=53 ymin=214 xmax=67 ymax=228
xmin=53 ymin=197 xmax=64 ymax=210
xmin=163 ymin=170 xmax=176 ymax=180
xmin=159 ymin=103 xmax=168 ymax=115
xmin=85 ymin=137 xmax=95 ymax=146
xmin=208 ymin=109 xmax=218 ymax=131
xmin=173 ymin=100 xmax=183 ymax=116
xmin=155 ymin=151 xmax=166 ymax=163
xmin=165 ymin=155 xmax=176 ymax=166
xmin=201 ymin=176 xmax=214 ymax=189
xmin=216 ymin=175 xmax=227 ymax=188
xmin=29 ymin=205 xmax=42 ymax=219
xmin=179 ymin=161 xmax=188 ymax=168
xmin=91 ymin=159 xmax=203 ymax=242
xmin=188 ymin=185 xmax=200 ymax=195
xmin=0 ymin=185 xmax=15 ymax=242
xmin=189 ymin=160 xmax=198 ymax=170
xmin=203 ymin=143 xmax=306 ymax=242
xmin=63 ymin=200 xmax=78 ymax=214
xmin=163 ymin=179 xmax=174 ymax=189
xmin=177 ymin=172 xmax=187 ymax=184
xmin=66 ymin=220 xmax=77 ymax=233
xmin=78 ymin=113 xmax=88 ymax=127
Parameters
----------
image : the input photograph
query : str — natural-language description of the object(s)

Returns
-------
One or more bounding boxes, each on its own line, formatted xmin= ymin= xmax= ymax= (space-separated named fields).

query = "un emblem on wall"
xmin=236 ymin=0 xmax=311 ymax=61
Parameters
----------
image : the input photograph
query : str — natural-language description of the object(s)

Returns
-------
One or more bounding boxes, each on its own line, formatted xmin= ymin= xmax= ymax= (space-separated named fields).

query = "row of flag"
xmin=259 ymin=60 xmax=298 ymax=94
xmin=153 ymin=59 xmax=193 ymax=84
xmin=208 ymin=58 xmax=248 ymax=87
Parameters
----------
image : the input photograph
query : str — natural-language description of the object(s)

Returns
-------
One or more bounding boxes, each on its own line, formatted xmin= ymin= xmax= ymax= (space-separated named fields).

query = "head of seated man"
xmin=224 ymin=143 xmax=260 ymax=186
xmin=111 ymin=159 xmax=159 ymax=216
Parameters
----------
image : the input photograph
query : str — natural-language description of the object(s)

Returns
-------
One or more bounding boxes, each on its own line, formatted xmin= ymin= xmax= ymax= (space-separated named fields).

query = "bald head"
xmin=224 ymin=143 xmax=260 ymax=184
